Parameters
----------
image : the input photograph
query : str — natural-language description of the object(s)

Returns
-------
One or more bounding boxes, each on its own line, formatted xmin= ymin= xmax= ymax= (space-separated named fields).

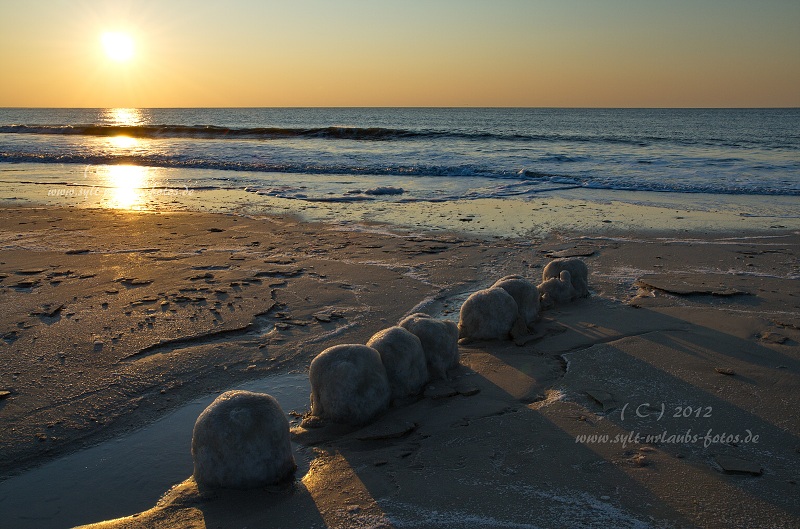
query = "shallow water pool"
xmin=0 ymin=372 xmax=310 ymax=529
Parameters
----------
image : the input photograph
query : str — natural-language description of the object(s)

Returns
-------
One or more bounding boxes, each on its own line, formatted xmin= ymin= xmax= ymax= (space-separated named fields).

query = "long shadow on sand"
xmin=84 ymin=296 xmax=800 ymax=529
xmin=279 ymin=298 xmax=800 ymax=528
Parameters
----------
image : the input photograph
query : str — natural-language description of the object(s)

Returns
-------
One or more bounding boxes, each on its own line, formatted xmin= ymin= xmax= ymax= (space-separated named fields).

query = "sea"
xmin=0 ymin=108 xmax=798 ymax=227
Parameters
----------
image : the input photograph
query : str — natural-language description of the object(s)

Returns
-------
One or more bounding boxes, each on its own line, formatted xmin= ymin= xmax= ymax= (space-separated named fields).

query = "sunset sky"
xmin=1 ymin=0 xmax=798 ymax=108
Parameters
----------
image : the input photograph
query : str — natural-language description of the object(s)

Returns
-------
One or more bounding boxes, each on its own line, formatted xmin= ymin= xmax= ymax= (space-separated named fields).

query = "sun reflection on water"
xmin=101 ymin=108 xmax=146 ymax=126
xmin=99 ymin=164 xmax=150 ymax=210
xmin=101 ymin=108 xmax=145 ymax=153
xmin=108 ymin=135 xmax=139 ymax=149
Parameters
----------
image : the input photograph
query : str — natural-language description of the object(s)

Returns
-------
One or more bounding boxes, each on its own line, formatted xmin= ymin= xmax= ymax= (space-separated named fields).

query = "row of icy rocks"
xmin=191 ymin=258 xmax=589 ymax=489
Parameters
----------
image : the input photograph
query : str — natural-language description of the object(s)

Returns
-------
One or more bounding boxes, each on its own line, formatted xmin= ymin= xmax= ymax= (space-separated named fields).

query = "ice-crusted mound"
xmin=542 ymin=258 xmax=589 ymax=298
xmin=367 ymin=326 xmax=428 ymax=401
xmin=309 ymin=344 xmax=391 ymax=426
xmin=458 ymin=287 xmax=518 ymax=341
xmin=191 ymin=390 xmax=295 ymax=490
xmin=492 ymin=275 xmax=541 ymax=330
xmin=398 ymin=313 xmax=459 ymax=380
xmin=538 ymin=270 xmax=578 ymax=308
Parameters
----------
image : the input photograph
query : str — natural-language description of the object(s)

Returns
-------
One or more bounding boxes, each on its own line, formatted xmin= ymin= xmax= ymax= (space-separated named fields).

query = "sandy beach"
xmin=0 ymin=204 xmax=797 ymax=528
xmin=3 ymin=0 xmax=799 ymax=524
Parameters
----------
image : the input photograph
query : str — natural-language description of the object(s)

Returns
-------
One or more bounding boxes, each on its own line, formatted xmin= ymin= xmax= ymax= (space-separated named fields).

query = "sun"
xmin=101 ymin=32 xmax=134 ymax=62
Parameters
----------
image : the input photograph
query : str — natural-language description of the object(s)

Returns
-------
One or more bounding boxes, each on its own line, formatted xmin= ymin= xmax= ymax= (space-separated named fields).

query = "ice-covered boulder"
xmin=309 ymin=344 xmax=391 ymax=426
xmin=492 ymin=275 xmax=541 ymax=330
xmin=398 ymin=313 xmax=459 ymax=380
xmin=538 ymin=270 xmax=579 ymax=308
xmin=367 ymin=326 xmax=428 ymax=401
xmin=542 ymin=258 xmax=589 ymax=298
xmin=458 ymin=287 xmax=518 ymax=341
xmin=192 ymin=390 xmax=295 ymax=490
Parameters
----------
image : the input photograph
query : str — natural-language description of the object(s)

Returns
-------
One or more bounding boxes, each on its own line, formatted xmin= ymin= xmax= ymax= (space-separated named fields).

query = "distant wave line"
xmin=0 ymin=124 xmax=428 ymax=141
xmin=1 ymin=124 xmax=792 ymax=149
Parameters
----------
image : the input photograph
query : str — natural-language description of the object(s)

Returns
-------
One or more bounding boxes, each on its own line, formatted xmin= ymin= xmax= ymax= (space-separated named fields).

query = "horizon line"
xmin=2 ymin=105 xmax=799 ymax=110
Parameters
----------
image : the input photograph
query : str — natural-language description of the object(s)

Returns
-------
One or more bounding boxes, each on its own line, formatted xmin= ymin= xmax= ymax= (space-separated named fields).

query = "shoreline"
xmin=0 ymin=204 xmax=798 ymax=528
xmin=2 ymin=162 xmax=800 ymax=239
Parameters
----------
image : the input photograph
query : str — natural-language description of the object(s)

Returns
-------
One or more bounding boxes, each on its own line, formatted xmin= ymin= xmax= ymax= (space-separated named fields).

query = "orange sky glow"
xmin=1 ymin=0 xmax=798 ymax=108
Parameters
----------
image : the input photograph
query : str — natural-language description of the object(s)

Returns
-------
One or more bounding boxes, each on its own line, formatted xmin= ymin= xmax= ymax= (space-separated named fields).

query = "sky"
xmin=0 ymin=0 xmax=798 ymax=108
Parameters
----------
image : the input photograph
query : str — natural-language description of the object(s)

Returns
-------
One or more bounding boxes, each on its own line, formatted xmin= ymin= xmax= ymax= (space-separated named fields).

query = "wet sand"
xmin=0 ymin=206 xmax=798 ymax=528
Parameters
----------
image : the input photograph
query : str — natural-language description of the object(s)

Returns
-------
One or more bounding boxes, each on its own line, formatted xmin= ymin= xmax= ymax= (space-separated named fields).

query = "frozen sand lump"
xmin=309 ymin=344 xmax=391 ymax=426
xmin=492 ymin=275 xmax=541 ymax=329
xmin=367 ymin=326 xmax=428 ymax=401
xmin=538 ymin=270 xmax=578 ymax=308
xmin=399 ymin=313 xmax=459 ymax=380
xmin=192 ymin=390 xmax=295 ymax=490
xmin=458 ymin=287 xmax=518 ymax=341
xmin=458 ymin=276 xmax=542 ymax=342
xmin=542 ymin=258 xmax=589 ymax=298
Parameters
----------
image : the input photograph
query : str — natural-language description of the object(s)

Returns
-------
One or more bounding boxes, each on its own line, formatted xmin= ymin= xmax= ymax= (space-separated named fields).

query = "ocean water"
xmin=0 ymin=107 xmax=798 ymax=208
